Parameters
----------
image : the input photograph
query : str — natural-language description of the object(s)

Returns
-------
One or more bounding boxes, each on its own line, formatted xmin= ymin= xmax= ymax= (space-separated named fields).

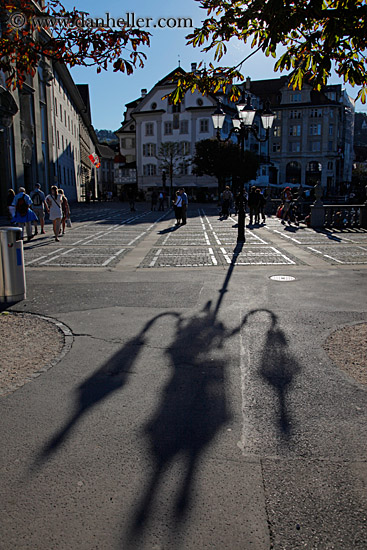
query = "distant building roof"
xmin=97 ymin=144 xmax=115 ymax=159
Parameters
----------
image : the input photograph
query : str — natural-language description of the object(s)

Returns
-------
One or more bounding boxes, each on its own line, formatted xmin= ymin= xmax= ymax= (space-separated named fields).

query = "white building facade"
xmin=116 ymin=67 xmax=218 ymax=198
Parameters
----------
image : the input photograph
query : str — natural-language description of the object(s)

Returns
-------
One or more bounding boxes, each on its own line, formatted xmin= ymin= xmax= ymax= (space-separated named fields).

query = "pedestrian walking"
xmin=173 ymin=190 xmax=183 ymax=225
xmin=220 ymin=186 xmax=233 ymax=218
xmin=30 ymin=183 xmax=48 ymax=235
xmin=259 ymin=190 xmax=267 ymax=224
xmin=151 ymin=190 xmax=158 ymax=211
xmin=58 ymin=188 xmax=70 ymax=235
xmin=11 ymin=187 xmax=38 ymax=241
xmin=248 ymin=186 xmax=260 ymax=225
xmin=180 ymin=188 xmax=188 ymax=225
xmin=127 ymin=187 xmax=136 ymax=212
xmin=46 ymin=185 xmax=62 ymax=241
xmin=158 ymin=191 xmax=165 ymax=211
xmin=7 ymin=189 xmax=15 ymax=221
xmin=281 ymin=186 xmax=293 ymax=225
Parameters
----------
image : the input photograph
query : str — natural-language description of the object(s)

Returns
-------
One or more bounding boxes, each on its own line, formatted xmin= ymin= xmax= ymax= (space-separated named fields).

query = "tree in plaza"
xmin=167 ymin=0 xmax=367 ymax=105
xmin=0 ymin=0 xmax=149 ymax=89
xmin=192 ymin=139 xmax=259 ymax=194
xmin=155 ymin=142 xmax=191 ymax=198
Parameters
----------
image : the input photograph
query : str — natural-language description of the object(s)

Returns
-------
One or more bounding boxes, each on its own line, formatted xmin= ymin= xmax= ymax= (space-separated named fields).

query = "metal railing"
xmin=323 ymin=205 xmax=364 ymax=229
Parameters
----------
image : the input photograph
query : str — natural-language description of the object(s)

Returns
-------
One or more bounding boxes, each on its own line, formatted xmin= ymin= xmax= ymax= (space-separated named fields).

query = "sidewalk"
xmin=1 ymin=205 xmax=367 ymax=550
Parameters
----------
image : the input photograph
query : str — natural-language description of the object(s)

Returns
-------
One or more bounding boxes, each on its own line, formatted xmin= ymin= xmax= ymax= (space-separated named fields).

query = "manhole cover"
xmin=270 ymin=275 xmax=296 ymax=281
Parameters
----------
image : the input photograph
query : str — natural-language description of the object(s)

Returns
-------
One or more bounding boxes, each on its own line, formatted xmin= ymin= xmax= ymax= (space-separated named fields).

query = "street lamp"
xmin=212 ymin=94 xmax=275 ymax=242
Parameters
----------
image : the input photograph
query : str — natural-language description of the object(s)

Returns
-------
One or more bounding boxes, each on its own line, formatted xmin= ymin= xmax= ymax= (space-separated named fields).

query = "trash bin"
xmin=0 ymin=227 xmax=26 ymax=303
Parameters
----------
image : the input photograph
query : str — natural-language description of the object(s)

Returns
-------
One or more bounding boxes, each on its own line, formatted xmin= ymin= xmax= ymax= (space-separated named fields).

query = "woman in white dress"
xmin=46 ymin=186 xmax=62 ymax=241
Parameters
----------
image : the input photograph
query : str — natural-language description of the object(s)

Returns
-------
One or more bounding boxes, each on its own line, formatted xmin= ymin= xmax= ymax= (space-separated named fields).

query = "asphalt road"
xmin=1 ymin=202 xmax=367 ymax=550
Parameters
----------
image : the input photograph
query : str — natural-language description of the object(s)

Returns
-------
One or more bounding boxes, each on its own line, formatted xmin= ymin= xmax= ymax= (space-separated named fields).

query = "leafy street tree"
xmin=0 ymin=0 xmax=149 ymax=88
xmin=2 ymin=0 xmax=367 ymax=105
xmin=192 ymin=139 xmax=259 ymax=193
xmin=155 ymin=142 xmax=191 ymax=198
xmin=168 ymin=0 xmax=367 ymax=104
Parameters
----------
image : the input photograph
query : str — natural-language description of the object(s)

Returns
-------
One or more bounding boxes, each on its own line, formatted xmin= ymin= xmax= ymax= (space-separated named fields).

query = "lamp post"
xmin=212 ymin=93 xmax=275 ymax=243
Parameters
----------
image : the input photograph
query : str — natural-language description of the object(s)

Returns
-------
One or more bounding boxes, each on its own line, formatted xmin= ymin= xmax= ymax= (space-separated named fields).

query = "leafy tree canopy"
xmin=0 ymin=0 xmax=149 ymax=89
xmin=156 ymin=142 xmax=190 ymax=177
xmin=168 ymin=0 xmax=367 ymax=104
xmin=193 ymin=139 xmax=259 ymax=187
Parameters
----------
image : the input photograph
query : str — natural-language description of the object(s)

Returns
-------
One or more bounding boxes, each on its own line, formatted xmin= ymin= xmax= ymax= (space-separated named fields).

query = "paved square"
xmin=141 ymin=247 xmax=220 ymax=267
xmin=25 ymin=245 xmax=129 ymax=267
xmin=306 ymin=245 xmax=367 ymax=264
xmin=220 ymin=246 xmax=296 ymax=265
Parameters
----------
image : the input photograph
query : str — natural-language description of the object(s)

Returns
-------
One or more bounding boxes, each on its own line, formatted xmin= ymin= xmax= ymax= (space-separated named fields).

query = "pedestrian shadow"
xmin=158 ymin=225 xmax=180 ymax=234
xmin=238 ymin=309 xmax=302 ymax=438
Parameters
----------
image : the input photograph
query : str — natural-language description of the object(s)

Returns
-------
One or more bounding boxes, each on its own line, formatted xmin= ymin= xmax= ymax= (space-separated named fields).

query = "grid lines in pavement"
xmin=23 ymin=208 xmax=169 ymax=268
xmin=140 ymin=208 xmax=297 ymax=268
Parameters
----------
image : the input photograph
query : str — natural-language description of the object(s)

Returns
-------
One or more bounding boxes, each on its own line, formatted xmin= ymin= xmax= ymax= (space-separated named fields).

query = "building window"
xmin=309 ymin=141 xmax=321 ymax=152
xmin=288 ymin=141 xmax=301 ymax=152
xmin=120 ymin=138 xmax=126 ymax=148
xmin=57 ymin=130 xmax=60 ymax=149
xmin=172 ymin=104 xmax=181 ymax=113
xmin=64 ymin=110 xmax=66 ymax=125
xmin=62 ymin=135 xmax=64 ymax=150
xmin=164 ymin=121 xmax=173 ymax=135
xmin=309 ymin=124 xmax=322 ymax=135
xmin=60 ymin=108 xmax=62 ymax=122
xmin=55 ymin=99 xmax=58 ymax=116
xmin=272 ymin=143 xmax=281 ymax=153
xmin=143 ymin=143 xmax=156 ymax=157
xmin=143 ymin=164 xmax=156 ymax=176
xmin=327 ymin=161 xmax=333 ymax=170
xmin=290 ymin=110 xmax=301 ymax=119
xmin=310 ymin=108 xmax=322 ymax=118
xmin=181 ymin=142 xmax=190 ymax=155
xmin=179 ymin=161 xmax=189 ymax=175
xmin=173 ymin=114 xmax=180 ymax=130
xmin=199 ymin=119 xmax=209 ymax=133
xmin=180 ymin=120 xmax=189 ymax=134
xmin=145 ymin=123 xmax=154 ymax=136
xmin=273 ymin=126 xmax=281 ymax=137
xmin=329 ymin=124 xmax=334 ymax=135
xmin=289 ymin=124 xmax=301 ymax=136
xmin=290 ymin=92 xmax=301 ymax=103
xmin=328 ymin=141 xmax=333 ymax=151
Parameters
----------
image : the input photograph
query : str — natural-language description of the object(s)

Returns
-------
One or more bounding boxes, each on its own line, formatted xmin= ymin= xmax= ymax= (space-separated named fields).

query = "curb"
xmin=0 ymin=313 xmax=74 ymax=397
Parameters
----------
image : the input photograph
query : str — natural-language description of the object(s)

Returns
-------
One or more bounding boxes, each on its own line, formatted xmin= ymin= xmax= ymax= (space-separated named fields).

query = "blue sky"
xmin=65 ymin=0 xmax=366 ymax=131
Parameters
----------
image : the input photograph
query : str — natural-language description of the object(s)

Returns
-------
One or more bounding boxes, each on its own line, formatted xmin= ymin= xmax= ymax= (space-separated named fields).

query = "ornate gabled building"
xmin=115 ymin=66 xmax=219 ymax=197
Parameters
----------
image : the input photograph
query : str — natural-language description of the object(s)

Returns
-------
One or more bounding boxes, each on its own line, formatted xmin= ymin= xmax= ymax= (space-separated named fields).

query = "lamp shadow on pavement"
xmin=238 ymin=309 xmax=302 ymax=438
xmin=30 ymin=325 xmax=154 ymax=471
xmin=122 ymin=302 xmax=234 ymax=549
xmin=122 ymin=246 xmax=244 ymax=548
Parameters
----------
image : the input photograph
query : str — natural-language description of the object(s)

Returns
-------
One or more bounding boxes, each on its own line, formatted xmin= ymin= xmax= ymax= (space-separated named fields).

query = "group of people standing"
xmin=7 ymin=184 xmax=70 ymax=242
xmin=173 ymin=188 xmax=188 ymax=226
xmin=219 ymin=185 xmax=267 ymax=225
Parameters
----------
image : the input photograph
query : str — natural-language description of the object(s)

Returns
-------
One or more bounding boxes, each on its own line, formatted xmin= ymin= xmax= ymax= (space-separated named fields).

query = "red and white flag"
xmin=88 ymin=153 xmax=101 ymax=168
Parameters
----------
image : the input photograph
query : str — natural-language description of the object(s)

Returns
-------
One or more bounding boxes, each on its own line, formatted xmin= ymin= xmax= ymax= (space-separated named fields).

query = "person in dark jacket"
xmin=248 ymin=186 xmax=260 ymax=225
